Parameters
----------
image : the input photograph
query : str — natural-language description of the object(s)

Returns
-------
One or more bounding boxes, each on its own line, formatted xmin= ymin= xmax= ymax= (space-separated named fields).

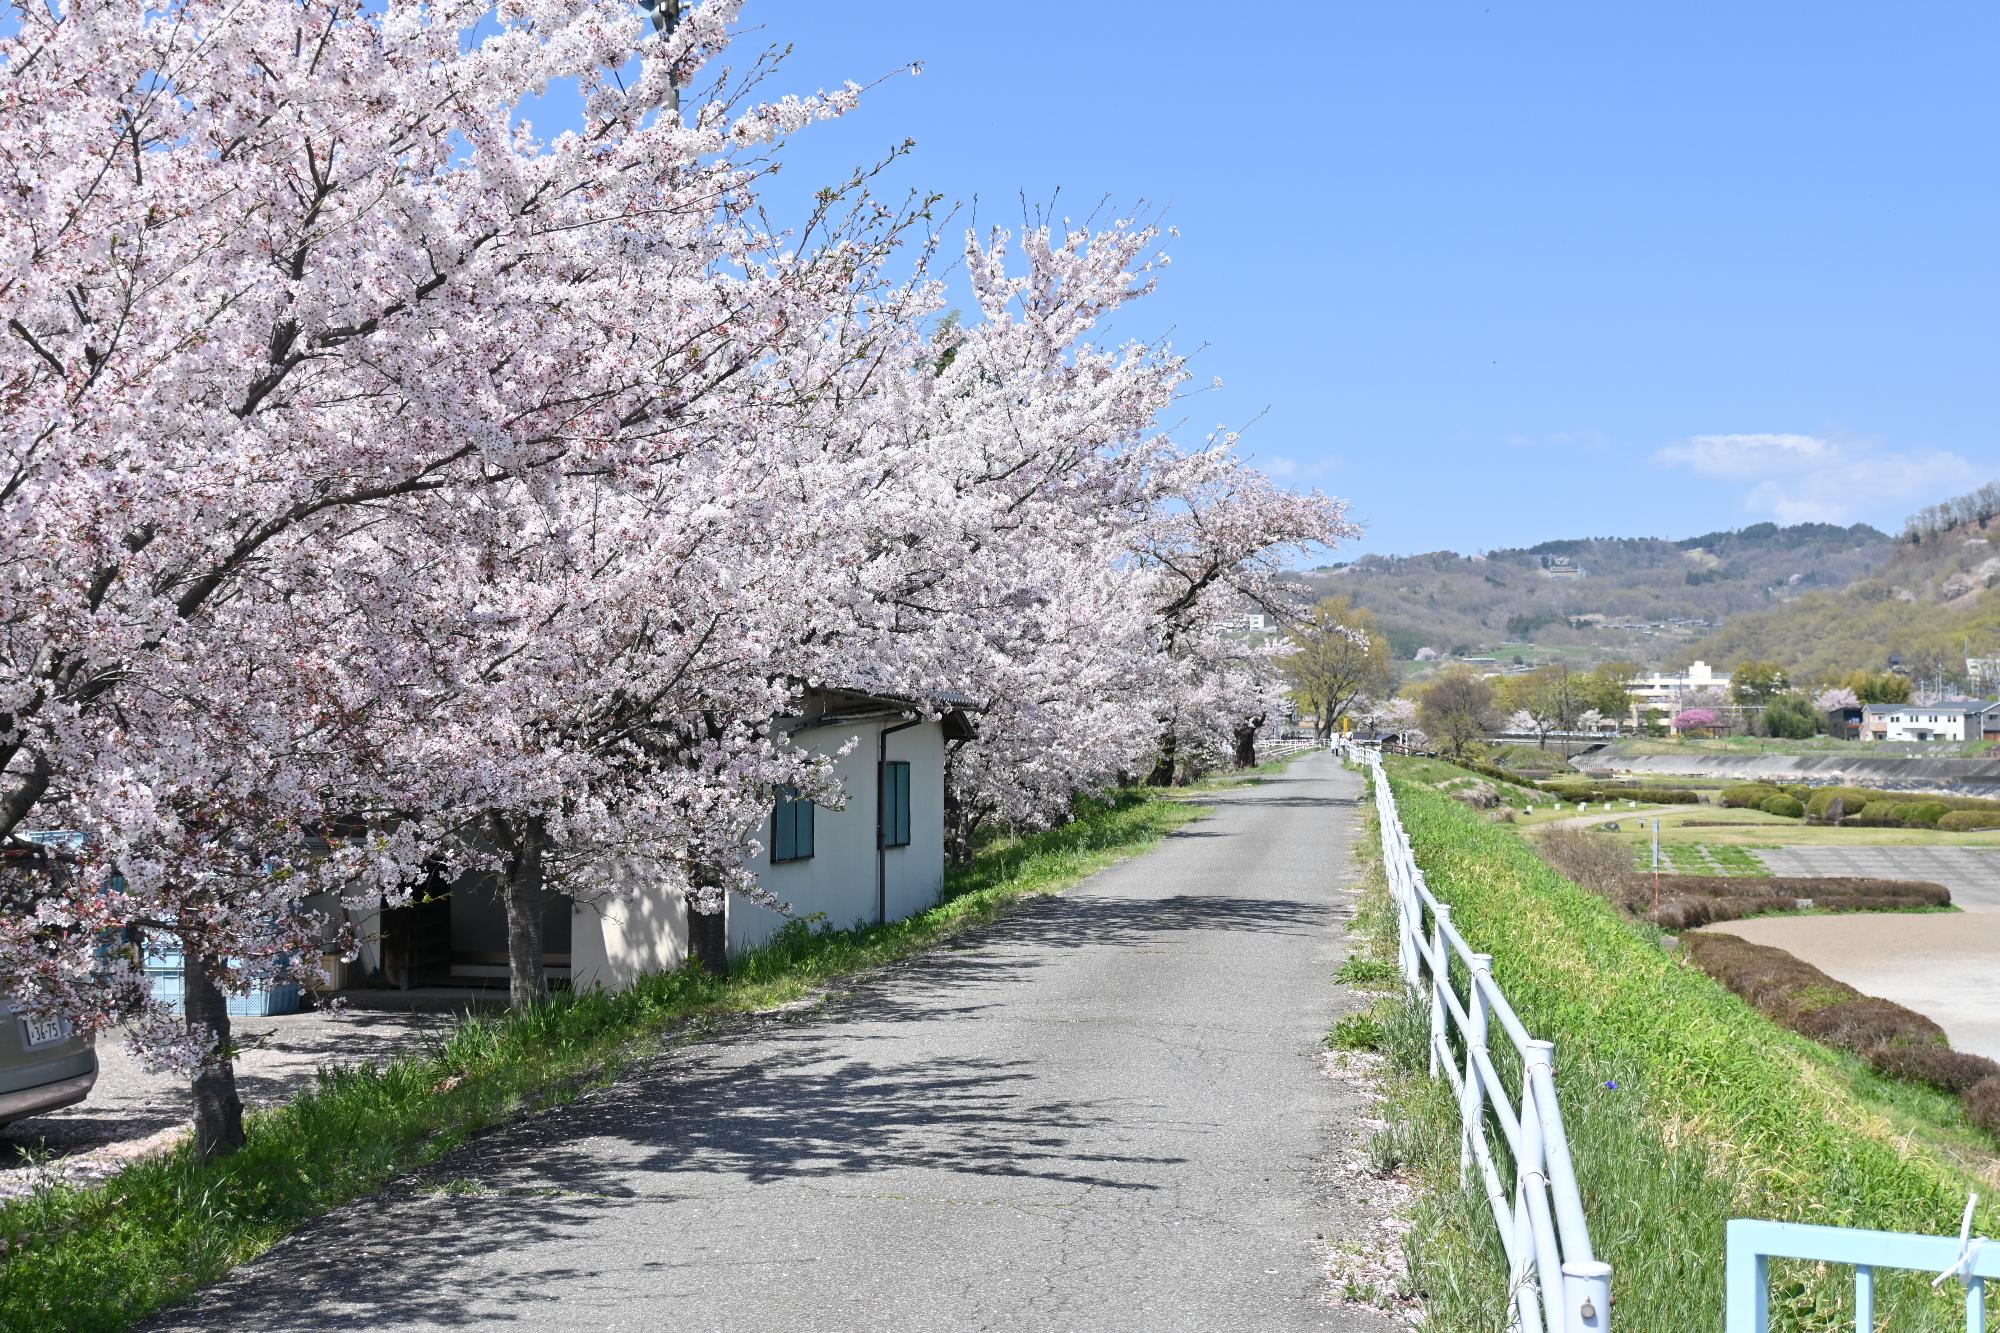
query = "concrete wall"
xmin=570 ymin=861 xmax=690 ymax=992
xmin=571 ymin=714 xmax=950 ymax=989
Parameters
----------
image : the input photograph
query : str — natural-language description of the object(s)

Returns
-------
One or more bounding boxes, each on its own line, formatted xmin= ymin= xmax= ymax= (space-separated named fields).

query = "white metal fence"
xmin=1339 ymin=739 xmax=1612 ymax=1333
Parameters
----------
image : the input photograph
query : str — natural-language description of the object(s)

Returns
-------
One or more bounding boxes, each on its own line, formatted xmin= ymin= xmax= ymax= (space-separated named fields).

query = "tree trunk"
xmin=1147 ymin=730 xmax=1178 ymax=787
xmin=498 ymin=813 xmax=548 ymax=1007
xmin=183 ymin=951 xmax=246 ymax=1162
xmin=686 ymin=864 xmax=728 ymax=977
xmin=1233 ymin=717 xmax=1261 ymax=768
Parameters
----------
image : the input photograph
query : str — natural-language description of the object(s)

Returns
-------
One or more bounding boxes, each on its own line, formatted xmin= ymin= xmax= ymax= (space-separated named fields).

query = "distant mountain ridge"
xmin=1682 ymin=508 xmax=2000 ymax=685
xmin=1294 ymin=521 xmax=1894 ymax=666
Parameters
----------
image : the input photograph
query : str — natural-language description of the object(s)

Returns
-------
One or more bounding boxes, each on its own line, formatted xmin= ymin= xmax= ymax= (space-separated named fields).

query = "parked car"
xmin=0 ymin=1000 xmax=96 ymax=1127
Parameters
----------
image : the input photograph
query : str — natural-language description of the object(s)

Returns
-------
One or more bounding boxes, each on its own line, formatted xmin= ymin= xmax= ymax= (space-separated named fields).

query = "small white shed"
xmin=568 ymin=688 xmax=977 ymax=990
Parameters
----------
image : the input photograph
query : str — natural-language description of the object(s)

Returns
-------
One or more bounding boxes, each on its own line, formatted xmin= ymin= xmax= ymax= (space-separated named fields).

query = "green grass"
xmin=1365 ymin=758 xmax=2000 ymax=1332
xmin=0 ymin=780 xmax=1225 ymax=1333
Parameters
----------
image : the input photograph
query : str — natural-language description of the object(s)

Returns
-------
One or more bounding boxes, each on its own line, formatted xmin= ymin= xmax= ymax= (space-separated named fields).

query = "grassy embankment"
xmin=1340 ymin=757 xmax=1999 ymax=1332
xmin=0 ymin=764 xmax=1280 ymax=1333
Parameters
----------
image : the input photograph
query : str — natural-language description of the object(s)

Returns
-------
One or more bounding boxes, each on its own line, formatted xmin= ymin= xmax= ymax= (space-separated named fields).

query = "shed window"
xmin=772 ymin=788 xmax=814 ymax=864
xmin=880 ymin=761 xmax=911 ymax=849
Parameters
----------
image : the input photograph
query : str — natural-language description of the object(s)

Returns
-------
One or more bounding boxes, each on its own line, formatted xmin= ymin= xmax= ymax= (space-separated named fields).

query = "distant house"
xmin=355 ymin=687 xmax=979 ymax=995
xmin=1860 ymin=700 xmax=2000 ymax=743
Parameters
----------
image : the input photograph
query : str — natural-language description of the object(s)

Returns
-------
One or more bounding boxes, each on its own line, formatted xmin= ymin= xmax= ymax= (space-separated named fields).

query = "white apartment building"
xmin=1628 ymin=660 xmax=1732 ymax=722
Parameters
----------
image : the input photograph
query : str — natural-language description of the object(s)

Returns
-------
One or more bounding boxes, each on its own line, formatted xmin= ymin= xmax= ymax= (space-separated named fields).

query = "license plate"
xmin=20 ymin=1015 xmax=67 ymax=1048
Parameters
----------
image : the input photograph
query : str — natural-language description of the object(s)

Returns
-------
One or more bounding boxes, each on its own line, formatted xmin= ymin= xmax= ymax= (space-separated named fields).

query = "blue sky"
xmin=563 ymin=2 xmax=2000 ymax=557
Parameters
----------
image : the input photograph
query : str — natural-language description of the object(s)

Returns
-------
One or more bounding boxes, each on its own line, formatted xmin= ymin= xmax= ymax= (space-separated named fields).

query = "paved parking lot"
xmin=1 ymin=1009 xmax=449 ymax=1198
xmin=1757 ymin=846 xmax=2000 ymax=911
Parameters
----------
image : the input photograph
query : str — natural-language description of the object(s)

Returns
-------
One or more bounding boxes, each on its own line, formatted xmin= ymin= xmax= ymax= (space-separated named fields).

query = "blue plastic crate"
xmin=142 ymin=941 xmax=302 ymax=1018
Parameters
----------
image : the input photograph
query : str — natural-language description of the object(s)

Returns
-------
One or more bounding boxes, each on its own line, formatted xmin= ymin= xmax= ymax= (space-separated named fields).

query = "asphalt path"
xmin=144 ymin=753 xmax=1395 ymax=1333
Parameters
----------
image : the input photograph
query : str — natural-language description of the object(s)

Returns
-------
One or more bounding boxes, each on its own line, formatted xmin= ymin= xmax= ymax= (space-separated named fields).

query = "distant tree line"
xmin=1903 ymin=482 xmax=2000 ymax=544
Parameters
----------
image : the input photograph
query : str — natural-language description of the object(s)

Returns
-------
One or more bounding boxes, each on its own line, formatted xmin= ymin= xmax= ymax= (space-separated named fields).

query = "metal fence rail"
xmin=1727 ymin=1217 xmax=1994 ymax=1332
xmin=1340 ymin=739 xmax=1612 ymax=1333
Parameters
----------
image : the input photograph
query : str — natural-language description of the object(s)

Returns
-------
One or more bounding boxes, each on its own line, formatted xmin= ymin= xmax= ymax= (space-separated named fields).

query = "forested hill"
xmin=1294 ymin=522 xmax=1893 ymax=666
xmin=1683 ymin=514 xmax=2000 ymax=683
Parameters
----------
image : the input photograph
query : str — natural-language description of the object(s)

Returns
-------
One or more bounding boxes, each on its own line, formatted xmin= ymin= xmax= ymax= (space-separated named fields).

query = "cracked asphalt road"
xmin=143 ymin=753 xmax=1396 ymax=1332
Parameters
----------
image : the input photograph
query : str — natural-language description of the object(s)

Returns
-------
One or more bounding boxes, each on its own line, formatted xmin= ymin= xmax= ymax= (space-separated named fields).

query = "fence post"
xmin=1526 ymin=1040 xmax=1593 ymax=1266
xmin=1563 ymin=1261 xmax=1613 ymax=1332
xmin=1429 ymin=903 xmax=1452 ymax=1077
xmin=1460 ymin=952 xmax=1493 ymax=1188
xmin=1724 ymin=1220 xmax=1770 ymax=1333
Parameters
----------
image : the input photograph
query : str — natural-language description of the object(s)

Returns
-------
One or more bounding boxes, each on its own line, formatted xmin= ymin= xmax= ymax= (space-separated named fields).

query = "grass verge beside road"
xmin=0 ymin=776 xmax=1234 ymax=1333
xmin=1347 ymin=757 xmax=1999 ymax=1331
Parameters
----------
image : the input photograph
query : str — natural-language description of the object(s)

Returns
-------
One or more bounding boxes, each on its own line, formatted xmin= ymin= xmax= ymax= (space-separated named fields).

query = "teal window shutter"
xmin=881 ymin=761 xmax=911 ymax=848
xmin=773 ymin=787 xmax=813 ymax=863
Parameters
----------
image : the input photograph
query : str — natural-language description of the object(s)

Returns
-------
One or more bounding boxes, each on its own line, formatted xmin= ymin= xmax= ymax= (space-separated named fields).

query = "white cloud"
xmin=1653 ymin=433 xmax=1981 ymax=524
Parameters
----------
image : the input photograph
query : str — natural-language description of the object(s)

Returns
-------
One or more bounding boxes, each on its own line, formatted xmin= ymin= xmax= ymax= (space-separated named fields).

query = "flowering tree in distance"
xmin=1672 ymin=707 xmax=1723 ymax=735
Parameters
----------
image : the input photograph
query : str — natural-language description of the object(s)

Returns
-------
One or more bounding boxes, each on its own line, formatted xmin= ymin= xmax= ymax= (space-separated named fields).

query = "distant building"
xmin=1968 ymin=657 xmax=2000 ymax=691
xmin=1627 ymin=660 xmax=1732 ymax=725
xmin=1219 ymin=609 xmax=1279 ymax=636
xmin=1540 ymin=555 xmax=1583 ymax=579
xmin=1861 ymin=700 xmax=2000 ymax=743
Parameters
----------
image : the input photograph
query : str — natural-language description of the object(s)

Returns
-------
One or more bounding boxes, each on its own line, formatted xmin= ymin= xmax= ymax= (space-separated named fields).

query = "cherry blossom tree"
xmin=0 ymin=0 xmax=902 ymax=1156
xmin=0 ymin=0 xmax=1364 ymax=1164
xmin=1814 ymin=686 xmax=1862 ymax=713
xmin=1672 ymin=707 xmax=1722 ymax=735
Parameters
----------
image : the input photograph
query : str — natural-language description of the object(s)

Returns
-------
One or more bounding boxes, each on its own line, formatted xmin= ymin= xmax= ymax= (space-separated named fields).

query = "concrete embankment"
xmin=1579 ymin=743 xmax=2000 ymax=796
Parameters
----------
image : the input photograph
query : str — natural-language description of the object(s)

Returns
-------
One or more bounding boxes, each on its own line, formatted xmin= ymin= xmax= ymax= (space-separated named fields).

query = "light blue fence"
xmin=1341 ymin=739 xmax=1611 ymax=1333
xmin=1727 ymin=1216 xmax=1993 ymax=1332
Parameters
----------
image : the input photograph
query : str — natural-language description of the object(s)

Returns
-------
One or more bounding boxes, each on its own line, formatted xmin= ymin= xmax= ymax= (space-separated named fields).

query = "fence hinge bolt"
xmin=1579 ymin=1299 xmax=1597 ymax=1321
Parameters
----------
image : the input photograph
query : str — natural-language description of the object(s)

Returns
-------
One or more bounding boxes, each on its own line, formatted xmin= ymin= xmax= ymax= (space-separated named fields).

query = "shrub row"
xmin=1804 ymin=784 xmax=2000 ymax=824
xmin=1847 ymin=799 xmax=1957 ymax=828
xmin=1453 ymin=756 xmax=1523 ymax=784
xmin=1536 ymin=779 xmax=1705 ymax=804
xmin=1685 ymin=932 xmax=2000 ymax=1137
xmin=1629 ymin=874 xmax=1949 ymax=931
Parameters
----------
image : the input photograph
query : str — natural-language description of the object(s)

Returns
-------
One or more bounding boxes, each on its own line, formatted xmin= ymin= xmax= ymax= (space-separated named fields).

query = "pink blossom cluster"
xmin=0 ymin=0 xmax=1357 ymax=1083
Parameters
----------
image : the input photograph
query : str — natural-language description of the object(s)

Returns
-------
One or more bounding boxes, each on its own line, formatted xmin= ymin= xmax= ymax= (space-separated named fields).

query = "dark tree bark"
xmin=1233 ymin=714 xmax=1264 ymax=768
xmin=183 ymin=950 xmax=246 ymax=1162
xmin=496 ymin=812 xmax=549 ymax=1007
xmin=1147 ymin=730 xmax=1178 ymax=787
xmin=686 ymin=863 xmax=728 ymax=977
